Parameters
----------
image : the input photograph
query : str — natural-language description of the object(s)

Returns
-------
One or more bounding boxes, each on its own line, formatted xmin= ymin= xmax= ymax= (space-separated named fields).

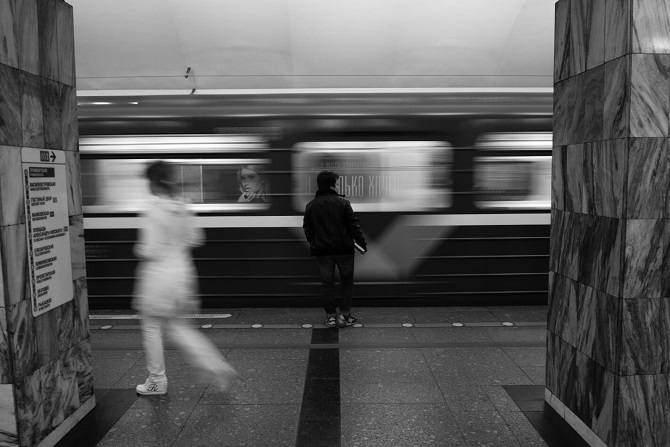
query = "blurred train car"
xmin=78 ymin=90 xmax=552 ymax=309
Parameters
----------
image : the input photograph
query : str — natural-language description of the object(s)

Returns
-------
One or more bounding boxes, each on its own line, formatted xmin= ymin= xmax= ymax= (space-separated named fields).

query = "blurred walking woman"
xmin=133 ymin=161 xmax=236 ymax=395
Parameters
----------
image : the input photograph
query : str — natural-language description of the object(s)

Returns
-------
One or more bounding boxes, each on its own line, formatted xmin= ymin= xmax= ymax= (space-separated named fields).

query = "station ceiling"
xmin=69 ymin=0 xmax=555 ymax=95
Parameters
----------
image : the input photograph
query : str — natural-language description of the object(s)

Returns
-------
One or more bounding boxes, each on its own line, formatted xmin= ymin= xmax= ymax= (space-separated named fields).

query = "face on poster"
xmin=22 ymin=148 xmax=74 ymax=316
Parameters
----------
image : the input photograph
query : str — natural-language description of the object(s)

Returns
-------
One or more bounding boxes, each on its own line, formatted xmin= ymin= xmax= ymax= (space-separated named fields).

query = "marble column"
xmin=0 ymin=1 xmax=94 ymax=446
xmin=549 ymin=0 xmax=670 ymax=446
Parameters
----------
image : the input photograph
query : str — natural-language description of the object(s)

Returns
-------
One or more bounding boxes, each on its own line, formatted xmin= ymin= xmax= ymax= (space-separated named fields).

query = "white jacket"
xmin=132 ymin=195 xmax=204 ymax=317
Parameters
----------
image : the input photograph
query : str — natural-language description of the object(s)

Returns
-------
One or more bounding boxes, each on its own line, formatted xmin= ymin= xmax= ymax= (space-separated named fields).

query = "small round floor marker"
xmin=101 ymin=325 xmax=112 ymax=330
xmin=251 ymin=324 xmax=263 ymax=328
xmin=302 ymin=323 xmax=313 ymax=329
xmin=401 ymin=323 xmax=414 ymax=328
xmin=452 ymin=323 xmax=464 ymax=327
xmin=352 ymin=323 xmax=363 ymax=328
xmin=502 ymin=322 xmax=514 ymax=327
xmin=201 ymin=324 xmax=213 ymax=329
xmin=221 ymin=314 xmax=232 ymax=318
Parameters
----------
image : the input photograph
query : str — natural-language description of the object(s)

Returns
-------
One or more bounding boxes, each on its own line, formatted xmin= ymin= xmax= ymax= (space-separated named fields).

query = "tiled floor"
xmin=56 ymin=306 xmax=588 ymax=447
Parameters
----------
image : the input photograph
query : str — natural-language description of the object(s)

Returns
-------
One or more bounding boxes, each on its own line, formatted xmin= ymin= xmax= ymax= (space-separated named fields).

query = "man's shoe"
xmin=341 ymin=314 xmax=357 ymax=326
xmin=325 ymin=315 xmax=337 ymax=328
xmin=336 ymin=314 xmax=347 ymax=327
xmin=136 ymin=378 xmax=167 ymax=396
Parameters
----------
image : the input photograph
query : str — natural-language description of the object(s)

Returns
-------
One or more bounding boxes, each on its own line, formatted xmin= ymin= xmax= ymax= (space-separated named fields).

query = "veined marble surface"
xmin=20 ymin=71 xmax=45 ymax=149
xmin=554 ymin=0 xmax=570 ymax=82
xmin=69 ymin=215 xmax=86 ymax=281
xmin=16 ymin=0 xmax=39 ymax=76
xmin=73 ymin=277 xmax=90 ymax=344
xmin=569 ymin=0 xmax=587 ymax=75
xmin=623 ymin=219 xmax=669 ymax=298
xmin=630 ymin=54 xmax=670 ymax=137
xmin=0 ymin=307 xmax=11 ymax=384
xmin=35 ymin=311 xmax=59 ymax=368
xmin=605 ymin=0 xmax=630 ymax=62
xmin=554 ymin=76 xmax=586 ymax=146
xmin=616 ymin=373 xmax=670 ymax=446
xmin=575 ymin=284 xmax=619 ymax=372
xmin=548 ymin=271 xmax=579 ymax=347
xmin=603 ymin=56 xmax=629 ymax=140
xmin=564 ymin=144 xmax=587 ymax=213
xmin=56 ymin=1 xmax=75 ymax=86
xmin=591 ymin=139 xmax=625 ymax=218
xmin=632 ymin=0 xmax=670 ymax=54
xmin=36 ymin=0 xmax=58 ymax=82
xmin=626 ymin=138 xmax=668 ymax=218
xmin=61 ymin=86 xmax=78 ymax=151
xmin=553 ymin=79 xmax=570 ymax=146
xmin=551 ymin=146 xmax=565 ymax=210
xmin=566 ymin=0 xmax=606 ymax=76
xmin=584 ymin=65 xmax=604 ymax=142
xmin=8 ymin=300 xmax=38 ymax=381
xmin=546 ymin=332 xmax=616 ymax=445
xmin=582 ymin=0 xmax=606 ymax=71
xmin=41 ymin=78 xmax=63 ymax=151
xmin=16 ymin=357 xmax=79 ymax=447
xmin=620 ymin=298 xmax=670 ymax=375
xmin=0 ymin=223 xmax=28 ymax=307
xmin=561 ymin=140 xmax=626 ymax=218
xmin=0 ymin=0 xmax=18 ymax=69
xmin=0 ymin=65 xmax=22 ymax=148
xmin=549 ymin=273 xmax=619 ymax=372
xmin=0 ymin=384 xmax=18 ymax=446
xmin=0 ymin=146 xmax=26 ymax=227
xmin=550 ymin=210 xmax=622 ymax=297
xmin=66 ymin=152 xmax=83 ymax=216
xmin=57 ymin=302 xmax=76 ymax=355
xmin=67 ymin=339 xmax=94 ymax=405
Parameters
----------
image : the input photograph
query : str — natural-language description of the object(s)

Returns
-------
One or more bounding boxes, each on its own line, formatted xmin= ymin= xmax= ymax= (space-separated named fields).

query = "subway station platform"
xmin=56 ymin=306 xmax=587 ymax=447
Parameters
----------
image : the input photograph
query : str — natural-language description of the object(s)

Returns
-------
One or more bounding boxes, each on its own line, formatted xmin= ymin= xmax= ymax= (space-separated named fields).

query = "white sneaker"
xmin=136 ymin=378 xmax=168 ymax=396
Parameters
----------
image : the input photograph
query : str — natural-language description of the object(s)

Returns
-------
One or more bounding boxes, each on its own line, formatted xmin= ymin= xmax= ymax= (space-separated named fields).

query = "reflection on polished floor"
xmin=56 ymin=306 xmax=587 ymax=447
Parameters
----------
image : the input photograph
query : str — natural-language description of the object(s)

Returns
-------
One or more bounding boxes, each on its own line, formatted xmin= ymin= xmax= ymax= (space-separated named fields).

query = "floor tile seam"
xmin=92 ymin=342 xmax=546 ymax=351
xmin=499 ymin=346 xmax=541 ymax=383
xmin=417 ymin=343 xmax=452 ymax=418
xmin=448 ymin=410 xmax=524 ymax=446
xmin=90 ymin=322 xmax=548 ymax=329
xmin=195 ymin=402 xmax=304 ymax=407
xmin=498 ymin=409 xmax=536 ymax=447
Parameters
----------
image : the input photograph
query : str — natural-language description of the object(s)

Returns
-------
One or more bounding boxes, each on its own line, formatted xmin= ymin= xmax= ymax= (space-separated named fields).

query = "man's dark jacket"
xmin=303 ymin=189 xmax=366 ymax=256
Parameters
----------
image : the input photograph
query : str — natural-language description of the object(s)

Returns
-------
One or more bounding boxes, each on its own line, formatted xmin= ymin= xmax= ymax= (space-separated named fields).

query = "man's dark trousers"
xmin=317 ymin=254 xmax=354 ymax=314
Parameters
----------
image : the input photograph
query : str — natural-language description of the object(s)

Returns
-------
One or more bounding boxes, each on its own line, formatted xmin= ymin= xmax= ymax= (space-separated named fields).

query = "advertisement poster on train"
xmin=21 ymin=148 xmax=74 ymax=317
xmin=292 ymin=142 xmax=451 ymax=212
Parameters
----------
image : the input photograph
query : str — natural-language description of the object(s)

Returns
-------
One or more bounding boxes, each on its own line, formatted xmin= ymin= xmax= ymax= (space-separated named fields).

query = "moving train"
xmin=78 ymin=89 xmax=553 ymax=309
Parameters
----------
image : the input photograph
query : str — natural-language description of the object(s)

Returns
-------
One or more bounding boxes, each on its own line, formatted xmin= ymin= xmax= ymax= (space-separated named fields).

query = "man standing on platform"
xmin=303 ymin=170 xmax=367 ymax=328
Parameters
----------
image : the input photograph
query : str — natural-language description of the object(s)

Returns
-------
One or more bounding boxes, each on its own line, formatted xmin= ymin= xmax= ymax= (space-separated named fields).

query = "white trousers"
xmin=141 ymin=315 xmax=230 ymax=382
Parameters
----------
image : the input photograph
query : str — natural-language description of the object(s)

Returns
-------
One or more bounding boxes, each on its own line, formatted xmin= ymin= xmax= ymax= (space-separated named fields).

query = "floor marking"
xmin=91 ymin=322 xmax=547 ymax=330
xmin=296 ymin=329 xmax=340 ymax=447
xmin=92 ymin=341 xmax=546 ymax=350
xmin=89 ymin=314 xmax=233 ymax=319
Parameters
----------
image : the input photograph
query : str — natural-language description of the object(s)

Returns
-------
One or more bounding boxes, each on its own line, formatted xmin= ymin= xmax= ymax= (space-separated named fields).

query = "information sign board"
xmin=21 ymin=148 xmax=74 ymax=316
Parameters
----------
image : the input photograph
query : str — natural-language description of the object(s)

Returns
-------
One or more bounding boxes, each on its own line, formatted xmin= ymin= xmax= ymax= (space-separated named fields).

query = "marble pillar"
xmin=0 ymin=1 xmax=94 ymax=446
xmin=549 ymin=0 xmax=670 ymax=446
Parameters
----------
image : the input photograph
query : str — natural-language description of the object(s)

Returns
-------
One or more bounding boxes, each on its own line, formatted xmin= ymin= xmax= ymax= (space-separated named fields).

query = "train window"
xmin=79 ymin=135 xmax=271 ymax=213
xmin=80 ymin=158 xmax=272 ymax=213
xmin=474 ymin=133 xmax=551 ymax=210
xmin=292 ymin=141 xmax=451 ymax=212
